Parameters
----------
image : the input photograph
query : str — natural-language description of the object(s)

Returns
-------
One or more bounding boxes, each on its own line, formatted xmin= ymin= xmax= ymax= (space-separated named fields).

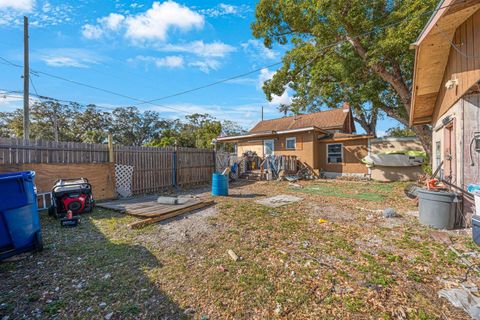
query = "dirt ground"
xmin=1 ymin=179 xmax=479 ymax=319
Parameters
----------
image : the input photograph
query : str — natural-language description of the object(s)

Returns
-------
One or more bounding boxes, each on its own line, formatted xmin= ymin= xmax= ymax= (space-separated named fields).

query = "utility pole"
xmin=261 ymin=106 xmax=264 ymax=121
xmin=23 ymin=16 xmax=30 ymax=140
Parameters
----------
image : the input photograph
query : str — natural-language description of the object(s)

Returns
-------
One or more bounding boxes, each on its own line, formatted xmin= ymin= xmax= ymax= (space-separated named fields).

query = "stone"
xmin=105 ymin=312 xmax=114 ymax=320
xmin=99 ymin=302 xmax=107 ymax=308
xmin=383 ymin=208 xmax=397 ymax=218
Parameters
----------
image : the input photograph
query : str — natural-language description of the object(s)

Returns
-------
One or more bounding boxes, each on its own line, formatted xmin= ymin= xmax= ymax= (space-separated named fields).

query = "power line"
xmin=0 ymin=1 xmax=463 ymax=116
xmin=136 ymin=1 xmax=463 ymax=105
xmin=0 ymin=56 xmax=194 ymax=115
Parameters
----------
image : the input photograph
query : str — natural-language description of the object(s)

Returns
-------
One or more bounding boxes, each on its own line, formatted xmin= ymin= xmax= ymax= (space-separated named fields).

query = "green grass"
xmin=0 ymin=180 xmax=474 ymax=319
xmin=293 ymin=183 xmax=386 ymax=201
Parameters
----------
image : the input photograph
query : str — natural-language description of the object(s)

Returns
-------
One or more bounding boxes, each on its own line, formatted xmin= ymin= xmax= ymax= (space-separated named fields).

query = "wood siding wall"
xmin=317 ymin=139 xmax=369 ymax=174
xmin=433 ymin=9 xmax=480 ymax=123
xmin=236 ymin=132 xmax=316 ymax=168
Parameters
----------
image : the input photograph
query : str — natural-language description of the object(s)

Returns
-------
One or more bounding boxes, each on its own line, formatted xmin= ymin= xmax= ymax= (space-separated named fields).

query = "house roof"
xmin=410 ymin=0 xmax=480 ymax=125
xmin=249 ymin=108 xmax=350 ymax=133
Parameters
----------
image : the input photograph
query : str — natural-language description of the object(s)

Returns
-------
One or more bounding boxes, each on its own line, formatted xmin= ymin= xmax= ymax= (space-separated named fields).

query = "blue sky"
xmin=0 ymin=0 xmax=400 ymax=135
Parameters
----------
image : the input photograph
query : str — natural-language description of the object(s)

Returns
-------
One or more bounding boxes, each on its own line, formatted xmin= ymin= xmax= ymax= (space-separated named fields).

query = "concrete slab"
xmin=255 ymin=194 xmax=303 ymax=208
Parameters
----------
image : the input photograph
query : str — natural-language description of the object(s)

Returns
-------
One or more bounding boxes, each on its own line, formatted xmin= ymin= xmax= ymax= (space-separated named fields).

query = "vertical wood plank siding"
xmin=433 ymin=10 xmax=480 ymax=122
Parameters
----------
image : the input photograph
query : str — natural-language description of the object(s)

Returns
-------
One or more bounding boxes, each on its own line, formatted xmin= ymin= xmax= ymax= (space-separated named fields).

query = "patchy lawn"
xmin=1 ymin=179 xmax=478 ymax=319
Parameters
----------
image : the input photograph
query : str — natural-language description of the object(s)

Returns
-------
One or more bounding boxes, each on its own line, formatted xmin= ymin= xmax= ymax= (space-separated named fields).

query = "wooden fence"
xmin=0 ymin=138 xmax=218 ymax=195
xmin=0 ymin=138 xmax=109 ymax=164
xmin=114 ymin=145 xmax=175 ymax=194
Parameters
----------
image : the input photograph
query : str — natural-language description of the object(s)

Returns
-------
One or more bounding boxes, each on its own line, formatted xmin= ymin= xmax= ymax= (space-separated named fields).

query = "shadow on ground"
xmin=0 ymin=210 xmax=188 ymax=319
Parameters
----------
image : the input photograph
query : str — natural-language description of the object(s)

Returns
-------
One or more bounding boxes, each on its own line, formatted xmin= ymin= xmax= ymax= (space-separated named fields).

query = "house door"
xmin=443 ymin=121 xmax=456 ymax=182
xmin=263 ymin=139 xmax=274 ymax=156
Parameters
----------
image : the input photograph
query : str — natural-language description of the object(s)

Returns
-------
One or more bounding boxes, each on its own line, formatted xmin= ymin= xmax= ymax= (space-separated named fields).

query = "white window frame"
xmin=263 ymin=139 xmax=275 ymax=156
xmin=326 ymin=143 xmax=343 ymax=164
xmin=285 ymin=137 xmax=296 ymax=150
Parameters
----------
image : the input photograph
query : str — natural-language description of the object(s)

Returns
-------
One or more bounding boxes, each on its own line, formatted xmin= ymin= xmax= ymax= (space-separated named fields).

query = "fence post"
xmin=213 ymin=139 xmax=217 ymax=173
xmin=108 ymin=133 xmax=114 ymax=163
xmin=173 ymin=142 xmax=177 ymax=188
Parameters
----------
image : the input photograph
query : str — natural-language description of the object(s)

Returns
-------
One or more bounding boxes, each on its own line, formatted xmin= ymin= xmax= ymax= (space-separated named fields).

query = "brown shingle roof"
xmin=249 ymin=108 xmax=348 ymax=133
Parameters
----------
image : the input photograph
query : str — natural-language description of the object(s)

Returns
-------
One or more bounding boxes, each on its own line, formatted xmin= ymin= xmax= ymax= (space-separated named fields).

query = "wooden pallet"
xmin=128 ymin=200 xmax=214 ymax=229
xmin=97 ymin=196 xmax=214 ymax=229
xmin=97 ymin=196 xmax=199 ymax=217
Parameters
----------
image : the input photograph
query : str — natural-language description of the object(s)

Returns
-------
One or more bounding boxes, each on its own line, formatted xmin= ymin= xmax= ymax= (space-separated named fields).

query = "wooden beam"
xmin=128 ymin=200 xmax=214 ymax=229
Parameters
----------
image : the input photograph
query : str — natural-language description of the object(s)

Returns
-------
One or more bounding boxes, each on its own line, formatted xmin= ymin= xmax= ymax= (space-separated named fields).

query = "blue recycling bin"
xmin=0 ymin=171 xmax=43 ymax=260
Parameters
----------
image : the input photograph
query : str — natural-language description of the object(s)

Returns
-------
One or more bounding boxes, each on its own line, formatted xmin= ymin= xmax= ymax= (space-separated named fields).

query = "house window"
xmin=327 ymin=143 xmax=343 ymax=164
xmin=286 ymin=137 xmax=296 ymax=150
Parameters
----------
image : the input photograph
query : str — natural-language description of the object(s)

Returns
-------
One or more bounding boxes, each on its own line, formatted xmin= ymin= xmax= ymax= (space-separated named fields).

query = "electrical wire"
xmin=0 ymin=57 xmax=195 ymax=115
xmin=0 ymin=1 xmax=465 ymax=113
xmin=435 ymin=22 xmax=480 ymax=59
xmin=136 ymin=1 xmax=465 ymax=104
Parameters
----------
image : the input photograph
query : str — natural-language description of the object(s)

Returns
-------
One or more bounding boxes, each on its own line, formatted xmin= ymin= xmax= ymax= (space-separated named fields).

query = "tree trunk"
xmin=345 ymin=33 xmax=433 ymax=160
xmin=411 ymin=125 xmax=433 ymax=163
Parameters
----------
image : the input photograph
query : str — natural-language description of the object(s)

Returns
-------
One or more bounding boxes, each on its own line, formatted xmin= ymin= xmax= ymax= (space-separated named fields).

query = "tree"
xmin=71 ymin=104 xmax=112 ymax=144
xmin=385 ymin=126 xmax=416 ymax=138
xmin=221 ymin=120 xmax=247 ymax=137
xmin=110 ymin=106 xmax=163 ymax=146
xmin=184 ymin=114 xmax=222 ymax=149
xmin=252 ymin=0 xmax=436 ymax=155
xmin=0 ymin=110 xmax=23 ymax=138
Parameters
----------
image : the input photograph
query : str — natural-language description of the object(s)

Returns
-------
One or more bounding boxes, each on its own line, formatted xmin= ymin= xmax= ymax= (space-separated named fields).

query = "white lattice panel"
xmin=115 ymin=164 xmax=134 ymax=197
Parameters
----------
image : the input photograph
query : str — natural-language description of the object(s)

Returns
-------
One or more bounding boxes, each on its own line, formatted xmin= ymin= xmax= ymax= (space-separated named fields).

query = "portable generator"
xmin=48 ymin=178 xmax=94 ymax=218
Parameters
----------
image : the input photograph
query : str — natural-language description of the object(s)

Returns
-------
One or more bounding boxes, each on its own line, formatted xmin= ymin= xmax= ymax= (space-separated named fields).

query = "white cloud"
xmin=39 ymin=48 xmax=102 ymax=68
xmin=82 ymin=13 xmax=125 ymax=39
xmin=81 ymin=24 xmax=104 ymax=40
xmin=0 ymin=1 xmax=74 ymax=27
xmin=188 ymin=59 xmax=221 ymax=73
xmin=258 ymin=68 xmax=275 ymax=88
xmin=102 ymin=13 xmax=125 ymax=31
xmin=258 ymin=68 xmax=292 ymax=106
xmin=155 ymin=41 xmax=235 ymax=72
xmin=158 ymin=41 xmax=235 ymax=58
xmin=0 ymin=0 xmax=35 ymax=11
xmin=270 ymin=91 xmax=292 ymax=106
xmin=377 ymin=130 xmax=387 ymax=137
xmin=130 ymin=55 xmax=184 ymax=68
xmin=83 ymin=1 xmax=204 ymax=42
xmin=242 ymin=39 xmax=279 ymax=60
xmin=200 ymin=3 xmax=251 ymax=18
xmin=146 ymin=102 xmax=265 ymax=128
xmin=0 ymin=92 xmax=40 ymax=112
xmin=125 ymin=1 xmax=203 ymax=41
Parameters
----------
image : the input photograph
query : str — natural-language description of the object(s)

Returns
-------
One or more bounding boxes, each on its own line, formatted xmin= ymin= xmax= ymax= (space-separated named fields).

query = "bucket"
xmin=212 ymin=173 xmax=228 ymax=196
xmin=417 ymin=188 xmax=459 ymax=230
xmin=473 ymin=215 xmax=480 ymax=245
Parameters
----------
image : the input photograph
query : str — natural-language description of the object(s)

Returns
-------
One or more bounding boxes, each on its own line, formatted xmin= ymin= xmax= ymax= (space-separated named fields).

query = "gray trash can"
xmin=472 ymin=215 xmax=480 ymax=245
xmin=417 ymin=189 xmax=459 ymax=230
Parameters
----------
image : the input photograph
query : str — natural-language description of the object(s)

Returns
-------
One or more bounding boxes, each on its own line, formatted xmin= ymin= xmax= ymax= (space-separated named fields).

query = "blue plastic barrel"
xmin=0 ymin=171 xmax=43 ymax=260
xmin=212 ymin=172 xmax=228 ymax=196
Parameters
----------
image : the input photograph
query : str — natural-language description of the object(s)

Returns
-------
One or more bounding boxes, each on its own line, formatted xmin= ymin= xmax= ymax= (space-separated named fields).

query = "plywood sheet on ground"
xmin=0 ymin=163 xmax=116 ymax=200
xmin=97 ymin=196 xmax=202 ymax=217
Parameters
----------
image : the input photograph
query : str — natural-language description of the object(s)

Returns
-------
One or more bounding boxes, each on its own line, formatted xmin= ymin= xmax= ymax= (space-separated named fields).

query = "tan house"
xmin=410 ymin=0 xmax=480 ymax=215
xmin=217 ymin=104 xmax=373 ymax=177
